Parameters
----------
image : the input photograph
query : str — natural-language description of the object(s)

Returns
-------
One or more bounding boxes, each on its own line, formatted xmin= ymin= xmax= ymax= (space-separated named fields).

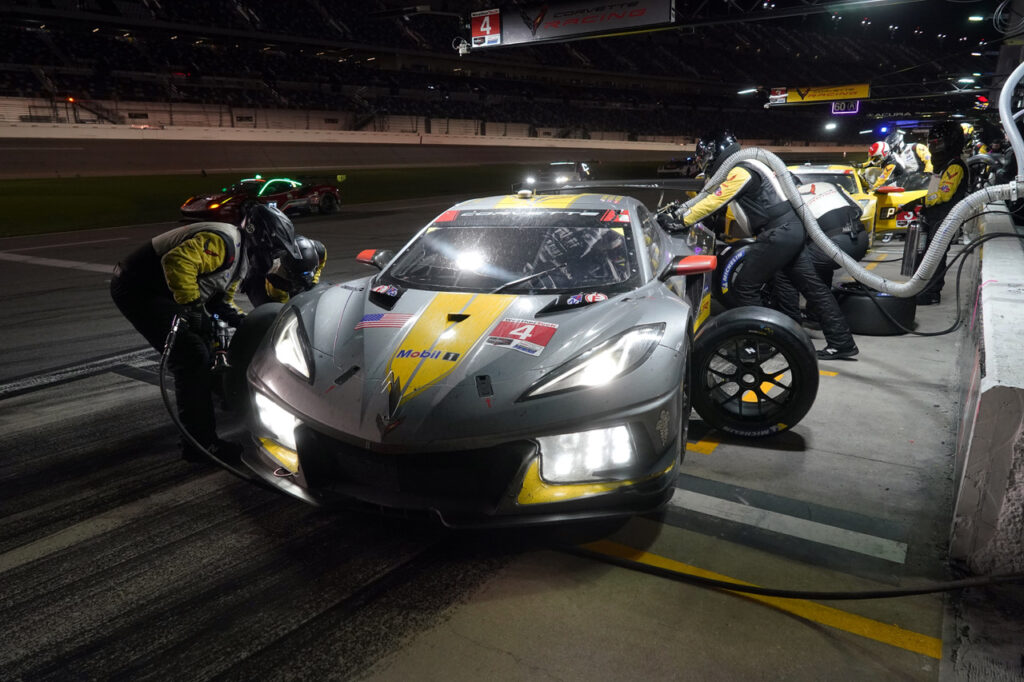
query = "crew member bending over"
xmin=111 ymin=205 xmax=302 ymax=462
xmin=676 ymin=130 xmax=858 ymax=360
xmin=866 ymin=129 xmax=934 ymax=191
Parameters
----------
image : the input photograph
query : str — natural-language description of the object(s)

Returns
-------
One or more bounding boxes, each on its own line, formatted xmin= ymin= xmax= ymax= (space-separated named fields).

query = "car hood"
xmin=184 ymin=191 xmax=237 ymax=207
xmin=252 ymin=277 xmax=686 ymax=449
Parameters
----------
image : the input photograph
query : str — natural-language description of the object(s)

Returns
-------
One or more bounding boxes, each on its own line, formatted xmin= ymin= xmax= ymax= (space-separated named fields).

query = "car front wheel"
xmin=318 ymin=192 xmax=339 ymax=214
xmin=690 ymin=306 xmax=818 ymax=437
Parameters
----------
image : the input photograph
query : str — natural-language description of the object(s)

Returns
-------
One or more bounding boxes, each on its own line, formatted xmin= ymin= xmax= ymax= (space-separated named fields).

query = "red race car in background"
xmin=180 ymin=175 xmax=342 ymax=222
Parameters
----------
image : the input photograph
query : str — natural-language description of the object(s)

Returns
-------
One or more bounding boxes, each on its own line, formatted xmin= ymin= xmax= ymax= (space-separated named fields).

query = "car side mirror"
xmin=356 ymin=248 xmax=395 ymax=270
xmin=659 ymin=255 xmax=717 ymax=281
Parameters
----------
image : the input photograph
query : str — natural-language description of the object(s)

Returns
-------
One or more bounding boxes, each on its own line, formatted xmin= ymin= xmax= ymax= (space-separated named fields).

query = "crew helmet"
xmin=695 ymin=129 xmax=741 ymax=175
xmin=280 ymin=236 xmax=324 ymax=287
xmin=240 ymin=204 xmax=301 ymax=259
xmin=883 ymin=129 xmax=906 ymax=155
xmin=867 ymin=141 xmax=890 ymax=164
xmin=928 ymin=121 xmax=966 ymax=160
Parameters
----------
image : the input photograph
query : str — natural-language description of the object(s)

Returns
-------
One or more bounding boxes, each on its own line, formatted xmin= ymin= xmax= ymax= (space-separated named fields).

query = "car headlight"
xmin=537 ymin=425 xmax=634 ymax=483
xmin=521 ymin=324 xmax=664 ymax=400
xmin=254 ymin=392 xmax=300 ymax=450
xmin=555 ymin=175 xmax=569 ymax=183
xmin=525 ymin=176 xmax=536 ymax=184
xmin=273 ymin=309 xmax=313 ymax=381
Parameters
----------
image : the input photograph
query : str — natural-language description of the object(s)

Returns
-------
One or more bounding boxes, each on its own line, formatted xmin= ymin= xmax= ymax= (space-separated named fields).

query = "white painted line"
xmin=0 ymin=473 xmax=229 ymax=574
xmin=0 ymin=348 xmax=154 ymax=398
xmin=0 ymin=251 xmax=113 ymax=273
xmin=669 ymin=489 xmax=908 ymax=564
xmin=5 ymin=237 xmax=128 ymax=252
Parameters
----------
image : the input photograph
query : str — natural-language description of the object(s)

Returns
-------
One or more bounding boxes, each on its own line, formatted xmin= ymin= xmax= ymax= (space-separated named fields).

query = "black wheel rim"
xmin=699 ymin=333 xmax=795 ymax=421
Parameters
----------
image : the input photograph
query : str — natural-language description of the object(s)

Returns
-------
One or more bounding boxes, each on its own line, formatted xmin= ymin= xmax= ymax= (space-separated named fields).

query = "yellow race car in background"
xmin=722 ymin=164 xmax=930 ymax=247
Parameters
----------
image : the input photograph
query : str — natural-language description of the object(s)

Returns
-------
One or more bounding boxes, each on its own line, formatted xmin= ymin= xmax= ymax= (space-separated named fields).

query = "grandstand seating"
xmin=0 ymin=0 xmax=991 ymax=142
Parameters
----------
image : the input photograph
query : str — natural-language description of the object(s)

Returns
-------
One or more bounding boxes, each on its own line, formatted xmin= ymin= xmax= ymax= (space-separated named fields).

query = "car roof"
xmin=450 ymin=193 xmax=637 ymax=212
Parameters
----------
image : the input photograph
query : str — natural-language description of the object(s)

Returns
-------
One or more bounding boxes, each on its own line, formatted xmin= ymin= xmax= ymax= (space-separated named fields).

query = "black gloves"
xmin=182 ymin=300 xmax=207 ymax=332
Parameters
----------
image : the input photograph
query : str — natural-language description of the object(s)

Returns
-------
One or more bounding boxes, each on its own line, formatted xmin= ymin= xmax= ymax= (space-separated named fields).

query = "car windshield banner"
xmin=474 ymin=0 xmax=675 ymax=49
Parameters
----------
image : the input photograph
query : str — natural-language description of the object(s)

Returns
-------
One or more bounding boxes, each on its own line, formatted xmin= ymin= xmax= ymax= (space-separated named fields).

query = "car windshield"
xmin=227 ymin=180 xmax=265 ymax=195
xmin=793 ymin=173 xmax=859 ymax=195
xmin=382 ymin=208 xmax=640 ymax=294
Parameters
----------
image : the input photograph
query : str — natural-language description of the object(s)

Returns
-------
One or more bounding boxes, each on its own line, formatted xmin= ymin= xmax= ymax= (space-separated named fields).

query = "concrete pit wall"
xmin=951 ymin=207 xmax=1024 ymax=574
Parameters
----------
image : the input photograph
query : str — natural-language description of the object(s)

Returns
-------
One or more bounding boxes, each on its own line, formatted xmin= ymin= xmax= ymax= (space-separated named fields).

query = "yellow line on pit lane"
xmin=688 ymin=436 xmax=719 ymax=455
xmin=581 ymin=539 xmax=942 ymax=660
xmin=820 ymin=369 xmax=838 ymax=377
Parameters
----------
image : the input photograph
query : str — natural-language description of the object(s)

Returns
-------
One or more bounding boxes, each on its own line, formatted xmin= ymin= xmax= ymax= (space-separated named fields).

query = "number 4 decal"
xmin=486 ymin=318 xmax=558 ymax=356
xmin=508 ymin=324 xmax=535 ymax=340
xmin=480 ymin=13 xmax=491 ymax=33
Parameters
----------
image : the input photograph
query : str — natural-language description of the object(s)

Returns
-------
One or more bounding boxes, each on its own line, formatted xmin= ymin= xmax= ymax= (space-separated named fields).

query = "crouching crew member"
xmin=676 ymin=130 xmax=859 ymax=360
xmin=111 ymin=205 xmax=301 ymax=462
xmin=244 ymin=235 xmax=326 ymax=305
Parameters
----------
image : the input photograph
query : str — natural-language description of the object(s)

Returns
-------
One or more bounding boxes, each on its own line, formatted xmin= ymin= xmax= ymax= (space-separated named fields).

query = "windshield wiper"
xmin=490 ymin=263 xmax=568 ymax=294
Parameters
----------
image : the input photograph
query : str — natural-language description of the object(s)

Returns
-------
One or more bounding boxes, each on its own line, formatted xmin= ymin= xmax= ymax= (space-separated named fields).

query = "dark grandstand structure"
xmin=0 ymin=0 xmax=996 ymax=142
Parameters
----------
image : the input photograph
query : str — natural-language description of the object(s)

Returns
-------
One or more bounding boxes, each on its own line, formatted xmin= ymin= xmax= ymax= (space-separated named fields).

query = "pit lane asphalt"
xmin=0 ymin=197 xmax=961 ymax=680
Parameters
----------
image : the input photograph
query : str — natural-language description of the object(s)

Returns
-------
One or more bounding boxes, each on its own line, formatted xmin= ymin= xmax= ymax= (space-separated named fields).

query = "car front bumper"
xmin=244 ymin=417 xmax=681 ymax=528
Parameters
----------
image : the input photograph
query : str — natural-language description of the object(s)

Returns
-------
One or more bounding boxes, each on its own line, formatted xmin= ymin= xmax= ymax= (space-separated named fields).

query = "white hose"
xmin=677 ymin=60 xmax=1024 ymax=298
xmin=678 ymin=149 xmax=1018 ymax=296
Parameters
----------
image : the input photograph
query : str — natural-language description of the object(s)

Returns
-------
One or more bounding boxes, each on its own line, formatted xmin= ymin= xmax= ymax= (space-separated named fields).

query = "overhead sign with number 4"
xmin=471 ymin=8 xmax=502 ymax=47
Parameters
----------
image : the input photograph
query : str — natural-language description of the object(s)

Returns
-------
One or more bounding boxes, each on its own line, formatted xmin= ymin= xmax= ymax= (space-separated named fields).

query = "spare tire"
xmin=691 ymin=306 xmax=819 ymax=437
xmin=713 ymin=242 xmax=772 ymax=309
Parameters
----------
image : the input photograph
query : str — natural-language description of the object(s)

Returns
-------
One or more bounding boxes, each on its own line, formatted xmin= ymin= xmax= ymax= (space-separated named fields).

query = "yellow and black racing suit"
xmin=681 ymin=160 xmax=855 ymax=351
xmin=248 ymin=240 xmax=327 ymax=305
xmin=914 ymin=157 xmax=968 ymax=301
xmin=869 ymin=143 xmax=934 ymax=191
xmin=110 ymin=222 xmax=248 ymax=447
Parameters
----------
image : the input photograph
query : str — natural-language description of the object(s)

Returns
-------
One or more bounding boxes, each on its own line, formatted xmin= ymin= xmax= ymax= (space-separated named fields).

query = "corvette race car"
xmin=180 ymin=175 xmax=341 ymax=222
xmin=237 ymin=192 xmax=818 ymax=526
xmin=722 ymin=164 xmax=930 ymax=247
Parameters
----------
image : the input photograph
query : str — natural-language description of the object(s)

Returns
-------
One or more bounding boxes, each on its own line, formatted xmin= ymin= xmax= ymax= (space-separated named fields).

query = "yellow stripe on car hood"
xmin=494 ymin=194 xmax=587 ymax=208
xmin=386 ymin=292 xmax=515 ymax=406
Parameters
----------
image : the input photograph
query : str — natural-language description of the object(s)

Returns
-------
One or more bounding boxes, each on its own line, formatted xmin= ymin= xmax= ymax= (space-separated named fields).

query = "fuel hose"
xmin=159 ymin=314 xmax=273 ymax=489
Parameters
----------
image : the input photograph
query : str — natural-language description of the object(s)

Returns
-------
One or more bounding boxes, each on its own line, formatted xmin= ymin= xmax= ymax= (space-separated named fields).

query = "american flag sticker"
xmin=355 ymin=313 xmax=413 ymax=330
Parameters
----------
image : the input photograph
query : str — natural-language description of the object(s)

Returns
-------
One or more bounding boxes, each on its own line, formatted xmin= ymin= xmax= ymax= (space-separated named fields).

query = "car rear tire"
xmin=319 ymin=192 xmax=339 ymax=214
xmin=690 ymin=306 xmax=818 ymax=437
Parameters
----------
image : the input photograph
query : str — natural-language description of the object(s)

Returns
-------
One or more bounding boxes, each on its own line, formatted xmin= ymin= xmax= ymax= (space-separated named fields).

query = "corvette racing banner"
xmin=472 ymin=0 xmax=676 ymax=49
xmin=769 ymin=84 xmax=870 ymax=105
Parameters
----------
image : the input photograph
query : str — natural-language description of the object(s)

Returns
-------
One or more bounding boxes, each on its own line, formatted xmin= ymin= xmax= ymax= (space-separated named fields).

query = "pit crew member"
xmin=676 ymin=130 xmax=858 ymax=360
xmin=110 ymin=205 xmax=301 ymax=462
xmin=773 ymin=180 xmax=867 ymax=325
xmin=913 ymin=121 xmax=968 ymax=305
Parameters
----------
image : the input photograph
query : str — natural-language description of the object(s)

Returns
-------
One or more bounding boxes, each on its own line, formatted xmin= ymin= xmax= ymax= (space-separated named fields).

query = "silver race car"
xmin=240 ymin=192 xmax=819 ymax=526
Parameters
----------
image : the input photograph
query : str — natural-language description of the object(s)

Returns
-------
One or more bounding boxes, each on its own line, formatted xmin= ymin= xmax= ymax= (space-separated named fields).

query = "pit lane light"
xmin=521 ymin=324 xmax=664 ymax=399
